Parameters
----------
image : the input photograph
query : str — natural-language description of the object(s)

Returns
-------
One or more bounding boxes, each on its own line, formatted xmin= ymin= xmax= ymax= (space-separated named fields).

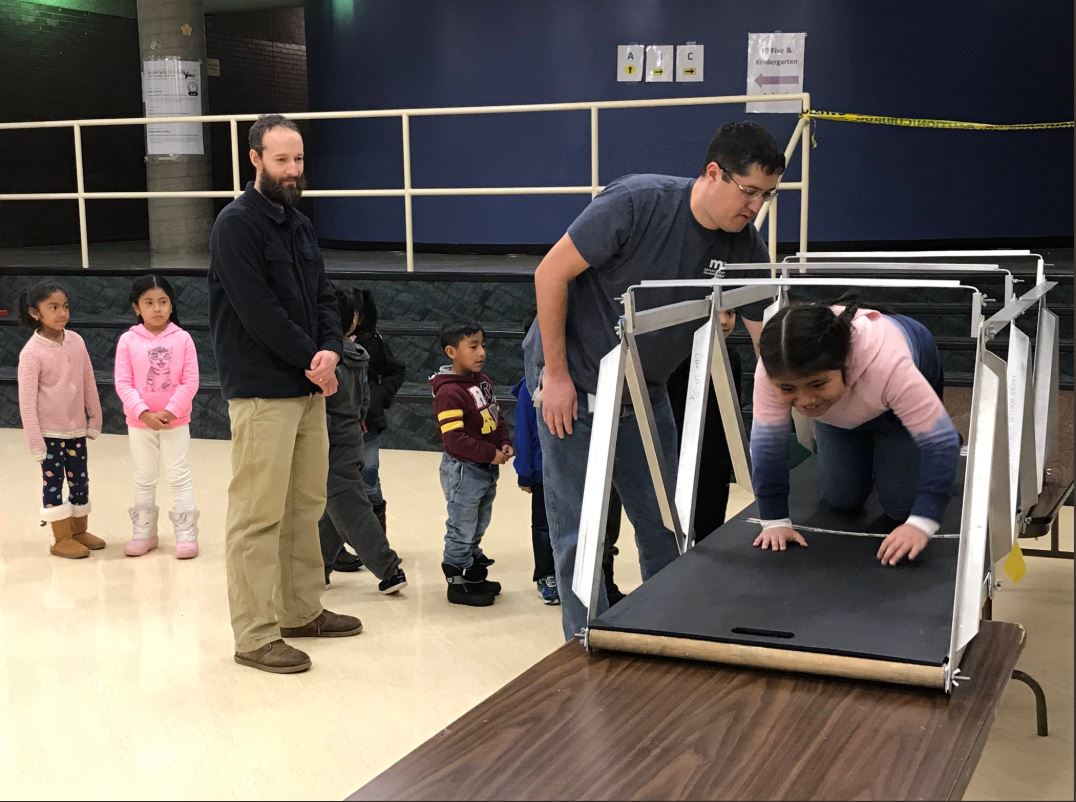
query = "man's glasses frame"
xmin=717 ymin=164 xmax=779 ymax=201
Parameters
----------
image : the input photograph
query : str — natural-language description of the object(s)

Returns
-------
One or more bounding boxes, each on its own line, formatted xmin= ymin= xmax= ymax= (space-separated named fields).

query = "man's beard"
xmin=260 ymin=171 xmax=306 ymax=206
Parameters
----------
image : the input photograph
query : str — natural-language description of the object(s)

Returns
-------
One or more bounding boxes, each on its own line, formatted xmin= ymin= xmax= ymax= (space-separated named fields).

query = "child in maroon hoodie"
xmin=431 ymin=323 xmax=513 ymax=606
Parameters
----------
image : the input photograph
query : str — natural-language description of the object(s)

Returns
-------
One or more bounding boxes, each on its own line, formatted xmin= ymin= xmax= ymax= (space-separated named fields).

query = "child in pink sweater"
xmin=114 ymin=275 xmax=201 ymax=559
xmin=17 ymin=280 xmax=105 ymax=559
xmin=750 ymin=301 xmax=959 ymax=566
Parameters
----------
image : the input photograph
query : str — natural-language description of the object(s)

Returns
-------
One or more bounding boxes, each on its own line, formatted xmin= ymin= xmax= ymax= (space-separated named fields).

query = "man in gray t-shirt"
xmin=522 ymin=121 xmax=785 ymax=640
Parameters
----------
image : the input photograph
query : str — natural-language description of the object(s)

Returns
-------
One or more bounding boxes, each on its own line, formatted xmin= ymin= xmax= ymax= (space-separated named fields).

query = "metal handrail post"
xmin=799 ymin=92 xmax=811 ymax=259
xmin=401 ymin=113 xmax=414 ymax=272
xmin=72 ymin=124 xmax=88 ymax=268
xmin=230 ymin=118 xmax=241 ymax=196
xmin=590 ymin=107 xmax=600 ymax=198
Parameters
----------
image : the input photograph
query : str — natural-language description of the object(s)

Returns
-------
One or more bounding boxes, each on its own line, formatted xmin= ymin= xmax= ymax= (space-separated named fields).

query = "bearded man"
xmin=209 ymin=113 xmax=363 ymax=675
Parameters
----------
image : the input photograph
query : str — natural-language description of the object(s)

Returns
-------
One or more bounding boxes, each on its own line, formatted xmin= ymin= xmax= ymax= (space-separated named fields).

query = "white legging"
xmin=128 ymin=424 xmax=196 ymax=511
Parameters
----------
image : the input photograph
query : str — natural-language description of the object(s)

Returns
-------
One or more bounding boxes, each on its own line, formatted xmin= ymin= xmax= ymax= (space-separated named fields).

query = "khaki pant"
xmin=226 ymin=395 xmax=329 ymax=652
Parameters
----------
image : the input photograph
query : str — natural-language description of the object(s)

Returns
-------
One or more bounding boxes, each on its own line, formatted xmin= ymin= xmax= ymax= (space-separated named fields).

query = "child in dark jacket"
xmin=430 ymin=322 xmax=512 ymax=607
xmin=318 ymin=287 xmax=407 ymax=594
xmin=353 ymin=289 xmax=405 ymax=535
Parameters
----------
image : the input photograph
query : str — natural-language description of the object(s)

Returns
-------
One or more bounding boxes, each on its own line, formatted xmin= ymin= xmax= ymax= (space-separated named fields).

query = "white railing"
xmin=0 ymin=92 xmax=811 ymax=270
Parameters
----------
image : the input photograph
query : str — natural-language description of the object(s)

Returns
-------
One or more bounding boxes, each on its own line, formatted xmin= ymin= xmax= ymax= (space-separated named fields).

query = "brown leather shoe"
xmin=233 ymin=639 xmax=311 ymax=674
xmin=49 ymin=519 xmax=90 ymax=559
xmin=70 ymin=515 xmax=106 ymax=550
xmin=279 ymin=609 xmax=363 ymax=638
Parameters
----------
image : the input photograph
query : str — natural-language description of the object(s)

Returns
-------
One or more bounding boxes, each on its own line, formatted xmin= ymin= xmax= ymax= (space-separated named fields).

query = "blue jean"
xmin=440 ymin=454 xmax=498 ymax=569
xmin=362 ymin=431 xmax=384 ymax=507
xmin=814 ymin=414 xmax=921 ymax=520
xmin=538 ymin=388 xmax=682 ymax=640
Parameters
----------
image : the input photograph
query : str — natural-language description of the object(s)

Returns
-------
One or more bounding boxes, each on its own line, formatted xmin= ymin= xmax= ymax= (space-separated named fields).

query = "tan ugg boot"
xmin=70 ymin=515 xmax=106 ymax=550
xmin=50 ymin=519 xmax=90 ymax=559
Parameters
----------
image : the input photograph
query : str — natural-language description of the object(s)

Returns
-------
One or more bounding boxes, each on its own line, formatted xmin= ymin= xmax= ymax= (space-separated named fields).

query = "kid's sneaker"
xmin=536 ymin=575 xmax=560 ymax=605
xmin=378 ymin=567 xmax=408 ymax=595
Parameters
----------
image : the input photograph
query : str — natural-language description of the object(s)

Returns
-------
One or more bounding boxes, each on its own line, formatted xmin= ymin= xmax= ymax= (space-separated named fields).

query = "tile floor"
xmin=0 ymin=430 xmax=1070 ymax=800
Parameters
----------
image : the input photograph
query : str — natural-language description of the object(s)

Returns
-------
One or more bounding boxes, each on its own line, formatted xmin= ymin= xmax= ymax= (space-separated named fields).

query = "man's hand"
xmin=500 ymin=443 xmax=515 ymax=459
xmin=753 ymin=525 xmax=809 ymax=551
xmin=307 ymin=349 xmax=340 ymax=382
xmin=306 ymin=350 xmax=340 ymax=395
xmin=519 ymin=484 xmax=533 ymax=494
xmin=313 ymin=373 xmax=339 ymax=397
xmin=877 ymin=523 xmax=929 ymax=566
xmin=491 ymin=449 xmax=509 ymax=465
xmin=541 ymin=372 xmax=578 ymax=439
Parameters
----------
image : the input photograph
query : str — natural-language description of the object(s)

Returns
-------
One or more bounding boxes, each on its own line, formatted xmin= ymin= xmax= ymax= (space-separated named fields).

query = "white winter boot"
xmin=124 ymin=505 xmax=159 ymax=557
xmin=170 ymin=509 xmax=200 ymax=560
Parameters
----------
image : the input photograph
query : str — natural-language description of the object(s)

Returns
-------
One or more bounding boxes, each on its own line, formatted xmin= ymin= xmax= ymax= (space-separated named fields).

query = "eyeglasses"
xmin=718 ymin=165 xmax=778 ymax=201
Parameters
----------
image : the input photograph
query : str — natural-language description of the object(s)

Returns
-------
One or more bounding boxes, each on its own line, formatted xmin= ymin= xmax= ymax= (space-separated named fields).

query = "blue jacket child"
xmin=511 ymin=377 xmax=557 ymax=603
xmin=511 ymin=378 xmax=542 ymax=488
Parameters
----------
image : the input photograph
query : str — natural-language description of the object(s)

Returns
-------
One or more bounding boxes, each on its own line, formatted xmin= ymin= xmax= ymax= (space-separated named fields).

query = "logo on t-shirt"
xmin=704 ymin=258 xmax=723 ymax=278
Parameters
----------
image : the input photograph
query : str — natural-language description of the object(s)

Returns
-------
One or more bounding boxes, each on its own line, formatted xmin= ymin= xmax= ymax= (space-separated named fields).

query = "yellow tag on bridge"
xmin=1003 ymin=543 xmax=1027 ymax=583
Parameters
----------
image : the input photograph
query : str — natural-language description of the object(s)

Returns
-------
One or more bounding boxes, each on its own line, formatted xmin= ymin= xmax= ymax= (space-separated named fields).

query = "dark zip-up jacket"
xmin=326 ymin=338 xmax=371 ymax=495
xmin=355 ymin=329 xmax=405 ymax=434
xmin=208 ymin=183 xmax=342 ymax=399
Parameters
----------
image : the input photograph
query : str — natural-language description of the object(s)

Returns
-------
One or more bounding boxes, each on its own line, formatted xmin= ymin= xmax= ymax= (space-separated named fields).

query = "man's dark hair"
xmin=702 ymin=121 xmax=785 ymax=177
xmin=440 ymin=322 xmax=485 ymax=350
xmin=248 ymin=114 xmax=300 ymax=155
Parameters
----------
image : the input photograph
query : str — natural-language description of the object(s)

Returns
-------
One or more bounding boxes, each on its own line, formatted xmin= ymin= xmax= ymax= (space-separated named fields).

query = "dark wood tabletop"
xmin=350 ymin=620 xmax=1025 ymax=801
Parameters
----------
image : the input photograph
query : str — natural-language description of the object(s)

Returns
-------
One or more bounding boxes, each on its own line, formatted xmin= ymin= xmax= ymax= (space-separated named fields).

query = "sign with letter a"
xmin=617 ymin=45 xmax=643 ymax=82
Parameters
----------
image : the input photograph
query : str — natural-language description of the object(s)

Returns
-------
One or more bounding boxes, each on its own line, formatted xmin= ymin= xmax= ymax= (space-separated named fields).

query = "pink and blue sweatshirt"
xmin=114 ymin=322 xmax=200 ymax=428
xmin=750 ymin=308 xmax=959 ymax=528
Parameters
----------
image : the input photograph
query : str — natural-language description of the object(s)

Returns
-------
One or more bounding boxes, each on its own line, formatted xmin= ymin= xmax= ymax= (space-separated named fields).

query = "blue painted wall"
xmin=304 ymin=1 xmax=1073 ymax=245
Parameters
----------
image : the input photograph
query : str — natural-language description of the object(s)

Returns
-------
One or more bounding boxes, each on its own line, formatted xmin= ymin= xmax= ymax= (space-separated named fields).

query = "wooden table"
xmin=350 ymin=620 xmax=1025 ymax=801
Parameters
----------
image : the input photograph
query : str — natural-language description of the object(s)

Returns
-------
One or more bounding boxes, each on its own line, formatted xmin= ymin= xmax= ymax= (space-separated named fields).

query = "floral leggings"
xmin=41 ymin=437 xmax=89 ymax=509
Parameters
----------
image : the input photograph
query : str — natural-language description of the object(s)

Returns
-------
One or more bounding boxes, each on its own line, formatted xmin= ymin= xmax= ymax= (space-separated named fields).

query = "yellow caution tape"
xmin=1003 ymin=543 xmax=1027 ymax=583
xmin=803 ymin=109 xmax=1074 ymax=132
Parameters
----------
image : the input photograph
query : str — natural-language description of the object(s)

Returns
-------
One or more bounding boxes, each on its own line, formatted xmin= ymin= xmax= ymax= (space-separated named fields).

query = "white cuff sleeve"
xmin=905 ymin=515 xmax=939 ymax=537
xmin=760 ymin=517 xmax=793 ymax=531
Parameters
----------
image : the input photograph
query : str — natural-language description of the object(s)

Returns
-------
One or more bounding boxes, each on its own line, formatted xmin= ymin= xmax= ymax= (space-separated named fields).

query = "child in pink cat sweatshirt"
xmin=114 ymin=275 xmax=201 ymax=559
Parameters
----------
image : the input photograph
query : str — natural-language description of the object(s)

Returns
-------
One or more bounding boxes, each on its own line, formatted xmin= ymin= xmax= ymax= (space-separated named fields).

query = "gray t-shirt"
xmin=523 ymin=173 xmax=769 ymax=395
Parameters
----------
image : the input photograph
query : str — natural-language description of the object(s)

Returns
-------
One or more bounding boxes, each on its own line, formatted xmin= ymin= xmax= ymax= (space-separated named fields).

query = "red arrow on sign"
xmin=755 ymin=74 xmax=799 ymax=87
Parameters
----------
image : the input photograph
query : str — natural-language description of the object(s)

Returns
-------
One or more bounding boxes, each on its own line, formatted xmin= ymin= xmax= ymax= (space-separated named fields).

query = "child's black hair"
xmin=353 ymin=288 xmax=379 ymax=335
xmin=440 ymin=322 xmax=485 ymax=350
xmin=17 ymin=280 xmax=67 ymax=331
xmin=129 ymin=274 xmax=181 ymax=326
xmin=333 ymin=285 xmax=358 ymax=337
xmin=759 ymin=301 xmax=861 ymax=379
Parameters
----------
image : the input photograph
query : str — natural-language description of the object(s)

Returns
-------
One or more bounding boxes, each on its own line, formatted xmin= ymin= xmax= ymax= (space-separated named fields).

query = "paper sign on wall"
xmin=676 ymin=44 xmax=704 ymax=82
xmin=142 ymin=57 xmax=204 ymax=155
xmin=617 ymin=45 xmax=644 ymax=82
xmin=746 ymin=32 xmax=806 ymax=113
xmin=646 ymin=45 xmax=673 ymax=82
